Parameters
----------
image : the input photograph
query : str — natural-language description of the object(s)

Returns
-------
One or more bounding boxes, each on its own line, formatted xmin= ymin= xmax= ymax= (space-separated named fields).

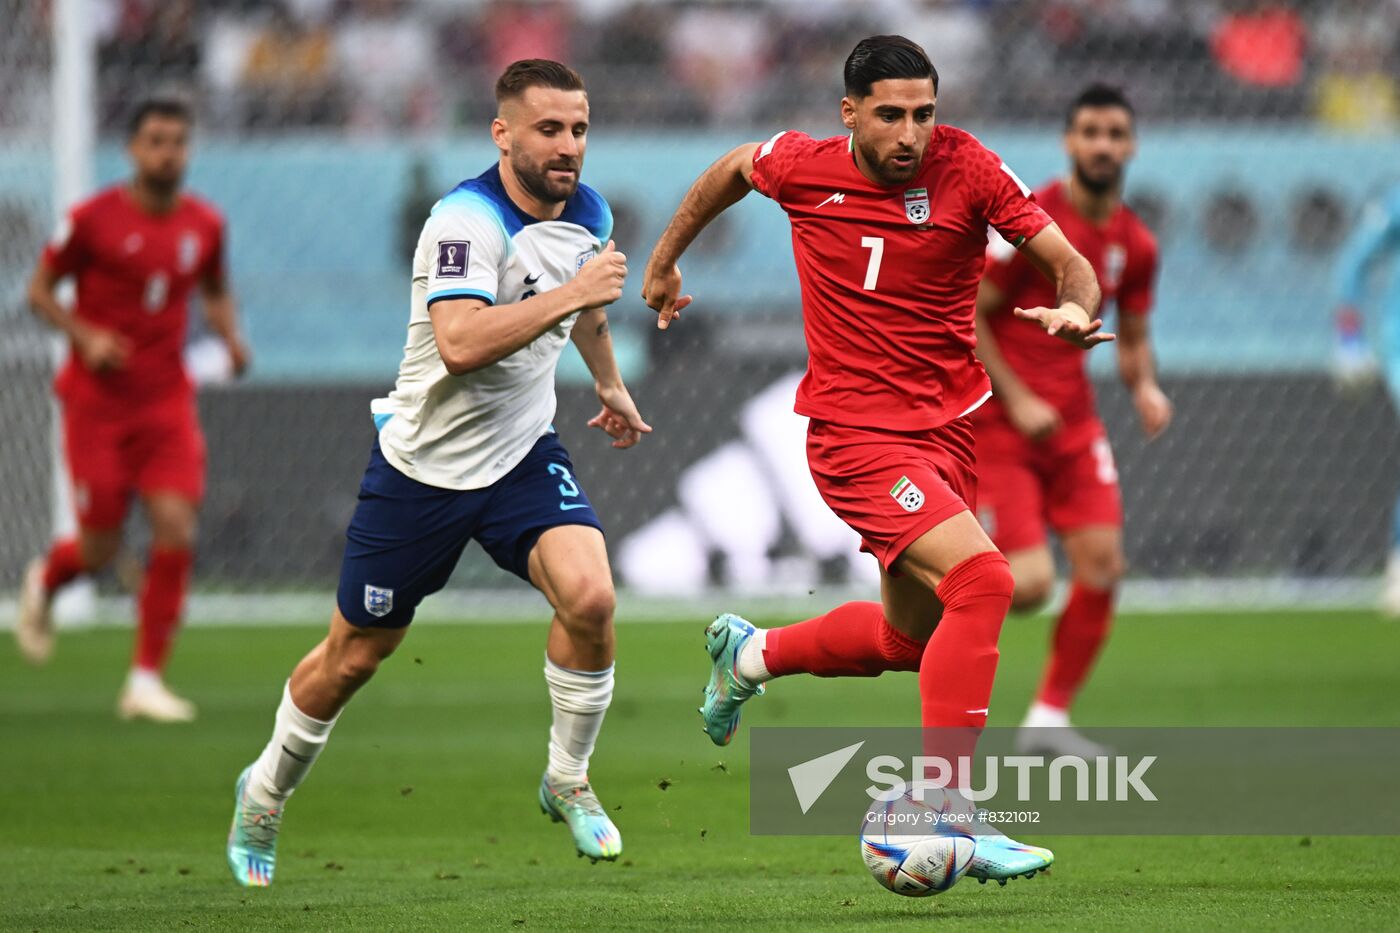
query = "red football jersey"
xmin=750 ymin=126 xmax=1051 ymax=431
xmin=980 ymin=179 xmax=1158 ymax=425
xmin=42 ymin=184 xmax=225 ymax=409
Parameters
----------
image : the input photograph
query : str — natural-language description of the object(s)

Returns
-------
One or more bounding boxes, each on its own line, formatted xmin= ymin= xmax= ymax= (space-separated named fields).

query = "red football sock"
xmin=918 ymin=551 xmax=1013 ymax=791
xmin=1036 ymin=581 xmax=1115 ymax=711
xmin=133 ymin=547 xmax=193 ymax=673
xmin=764 ymin=601 xmax=925 ymax=678
xmin=42 ymin=538 xmax=87 ymax=593
xmin=919 ymin=551 xmax=1013 ymax=730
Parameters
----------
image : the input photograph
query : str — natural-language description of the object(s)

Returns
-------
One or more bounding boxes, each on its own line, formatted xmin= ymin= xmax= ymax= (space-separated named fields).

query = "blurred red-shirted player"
xmin=17 ymin=98 xmax=250 ymax=722
xmin=972 ymin=85 xmax=1171 ymax=756
xmin=643 ymin=37 xmax=1111 ymax=883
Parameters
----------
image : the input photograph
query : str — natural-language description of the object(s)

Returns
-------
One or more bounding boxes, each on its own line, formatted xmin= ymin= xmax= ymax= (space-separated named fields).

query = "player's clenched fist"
xmin=571 ymin=239 xmax=627 ymax=308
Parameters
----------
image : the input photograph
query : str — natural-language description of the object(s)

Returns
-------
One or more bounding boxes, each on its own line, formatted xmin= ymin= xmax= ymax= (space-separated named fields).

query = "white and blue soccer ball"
xmin=859 ymin=784 xmax=976 ymax=897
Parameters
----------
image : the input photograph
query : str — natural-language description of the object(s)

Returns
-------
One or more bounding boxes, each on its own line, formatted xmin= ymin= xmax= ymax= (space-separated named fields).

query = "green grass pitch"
xmin=2 ymin=610 xmax=1398 ymax=930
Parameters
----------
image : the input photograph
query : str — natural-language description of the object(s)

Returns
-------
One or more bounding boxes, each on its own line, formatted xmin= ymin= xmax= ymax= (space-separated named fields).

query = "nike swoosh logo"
xmin=524 ymin=273 xmax=542 ymax=285
xmin=281 ymin=745 xmax=313 ymax=764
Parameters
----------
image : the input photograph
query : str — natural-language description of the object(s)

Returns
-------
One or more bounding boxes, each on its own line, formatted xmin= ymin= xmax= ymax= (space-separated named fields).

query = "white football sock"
xmin=246 ymin=681 xmax=338 ymax=808
xmin=735 ymin=627 xmax=772 ymax=685
xmin=126 ymin=667 xmax=165 ymax=692
xmin=544 ymin=657 xmax=614 ymax=784
xmin=1021 ymin=700 xmax=1071 ymax=730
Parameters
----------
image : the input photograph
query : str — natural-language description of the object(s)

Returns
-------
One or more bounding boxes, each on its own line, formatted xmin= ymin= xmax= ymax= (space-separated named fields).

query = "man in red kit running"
xmin=973 ymin=85 xmax=1170 ymax=758
xmin=17 ymin=98 xmax=249 ymax=723
xmin=643 ymin=36 xmax=1108 ymax=884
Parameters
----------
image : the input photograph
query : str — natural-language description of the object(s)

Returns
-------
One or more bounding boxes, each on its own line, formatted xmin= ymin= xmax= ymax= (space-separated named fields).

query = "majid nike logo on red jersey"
xmin=816 ymin=192 xmax=846 ymax=209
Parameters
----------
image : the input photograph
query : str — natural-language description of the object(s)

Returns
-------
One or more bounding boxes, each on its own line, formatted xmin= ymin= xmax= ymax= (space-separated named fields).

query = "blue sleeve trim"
xmin=427 ymin=288 xmax=496 ymax=307
xmin=562 ymin=184 xmax=612 ymax=243
xmin=372 ymin=412 xmax=393 ymax=431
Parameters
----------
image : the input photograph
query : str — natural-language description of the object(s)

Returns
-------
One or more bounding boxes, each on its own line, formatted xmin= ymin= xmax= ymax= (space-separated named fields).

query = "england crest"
xmin=364 ymin=584 xmax=394 ymax=618
xmin=575 ymin=248 xmax=597 ymax=273
xmin=890 ymin=475 xmax=925 ymax=513
xmin=904 ymin=188 xmax=930 ymax=224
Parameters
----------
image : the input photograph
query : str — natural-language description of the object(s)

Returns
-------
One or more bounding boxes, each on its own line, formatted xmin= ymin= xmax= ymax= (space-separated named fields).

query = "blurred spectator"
xmin=337 ymin=0 xmax=438 ymax=132
xmin=1209 ymin=0 xmax=1309 ymax=119
xmin=889 ymin=0 xmax=992 ymax=116
xmin=240 ymin=2 xmax=342 ymax=129
xmin=478 ymin=0 xmax=575 ymax=78
xmin=98 ymin=0 xmax=202 ymax=130
xmin=583 ymin=2 xmax=706 ymax=126
xmin=1312 ymin=0 xmax=1399 ymax=132
xmin=1211 ymin=1 xmax=1307 ymax=88
xmin=667 ymin=0 xmax=774 ymax=125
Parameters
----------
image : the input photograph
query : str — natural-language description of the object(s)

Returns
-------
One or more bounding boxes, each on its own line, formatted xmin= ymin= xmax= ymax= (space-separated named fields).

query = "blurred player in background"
xmin=643 ymin=35 xmax=1108 ymax=884
xmin=17 ymin=98 xmax=249 ymax=723
xmin=1332 ymin=180 xmax=1400 ymax=617
xmin=227 ymin=60 xmax=646 ymax=887
xmin=971 ymin=85 xmax=1168 ymax=755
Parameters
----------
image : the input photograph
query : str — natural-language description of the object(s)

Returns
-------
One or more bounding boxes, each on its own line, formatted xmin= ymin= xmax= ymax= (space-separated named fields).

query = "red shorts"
xmin=806 ymin=417 xmax=978 ymax=571
xmin=973 ymin=415 xmax=1122 ymax=554
xmin=62 ymin=394 xmax=206 ymax=530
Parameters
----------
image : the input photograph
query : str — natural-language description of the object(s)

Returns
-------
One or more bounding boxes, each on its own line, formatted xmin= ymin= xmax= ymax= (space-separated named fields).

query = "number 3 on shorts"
xmin=548 ymin=463 xmax=590 ymax=511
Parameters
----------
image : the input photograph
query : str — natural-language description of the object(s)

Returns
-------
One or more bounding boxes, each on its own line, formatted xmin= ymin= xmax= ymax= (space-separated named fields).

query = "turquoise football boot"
xmin=966 ymin=815 xmax=1055 ymax=885
xmin=539 ymin=773 xmax=622 ymax=862
xmin=699 ymin=613 xmax=765 ymax=746
xmin=226 ymin=765 xmax=281 ymax=887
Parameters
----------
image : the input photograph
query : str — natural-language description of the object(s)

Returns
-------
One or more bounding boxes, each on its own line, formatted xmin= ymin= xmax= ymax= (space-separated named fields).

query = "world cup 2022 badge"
xmin=904 ymin=188 xmax=929 ymax=224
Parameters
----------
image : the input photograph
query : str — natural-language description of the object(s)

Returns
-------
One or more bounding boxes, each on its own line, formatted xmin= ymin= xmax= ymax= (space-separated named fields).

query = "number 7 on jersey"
xmin=860 ymin=236 xmax=884 ymax=290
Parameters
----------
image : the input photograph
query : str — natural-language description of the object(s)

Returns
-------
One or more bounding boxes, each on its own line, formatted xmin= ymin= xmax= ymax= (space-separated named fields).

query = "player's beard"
xmin=858 ymin=137 xmax=921 ymax=187
xmin=1073 ymin=158 xmax=1122 ymax=196
xmin=512 ymin=150 xmax=580 ymax=205
xmin=140 ymin=167 xmax=183 ymax=199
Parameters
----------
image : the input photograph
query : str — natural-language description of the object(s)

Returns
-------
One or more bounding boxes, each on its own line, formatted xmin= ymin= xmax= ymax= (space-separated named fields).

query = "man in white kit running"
xmin=226 ymin=59 xmax=648 ymax=886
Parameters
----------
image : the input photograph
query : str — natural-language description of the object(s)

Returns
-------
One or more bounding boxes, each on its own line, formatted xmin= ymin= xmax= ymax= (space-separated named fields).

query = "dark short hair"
xmin=126 ymin=97 xmax=193 ymax=138
xmin=843 ymin=35 xmax=938 ymax=99
xmin=1066 ymin=83 xmax=1135 ymax=128
xmin=495 ymin=59 xmax=586 ymax=104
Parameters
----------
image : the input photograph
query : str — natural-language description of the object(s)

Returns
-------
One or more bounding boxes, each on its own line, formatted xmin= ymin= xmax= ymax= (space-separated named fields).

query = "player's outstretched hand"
xmin=75 ymin=324 xmax=132 ymax=372
xmin=640 ymin=260 xmax=693 ymax=331
xmin=589 ymin=381 xmax=653 ymax=449
xmin=1014 ymin=304 xmax=1115 ymax=349
xmin=572 ymin=240 xmax=628 ymax=309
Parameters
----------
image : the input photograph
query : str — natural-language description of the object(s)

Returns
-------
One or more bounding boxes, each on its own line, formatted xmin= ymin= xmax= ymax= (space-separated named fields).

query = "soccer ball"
xmin=859 ymin=785 xmax=976 ymax=897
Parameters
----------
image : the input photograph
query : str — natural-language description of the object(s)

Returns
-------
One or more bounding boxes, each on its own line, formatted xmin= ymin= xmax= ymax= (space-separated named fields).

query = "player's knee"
xmin=78 ymin=532 xmax=121 ymax=570
xmin=150 ymin=513 xmax=197 ymax=550
xmin=329 ymin=636 xmax=396 ymax=690
xmin=939 ymin=552 xmax=1015 ymax=611
xmin=1011 ymin=566 xmax=1054 ymax=612
xmin=559 ymin=581 xmax=616 ymax=633
xmin=1075 ymin=549 xmax=1125 ymax=591
xmin=1011 ymin=579 xmax=1053 ymax=613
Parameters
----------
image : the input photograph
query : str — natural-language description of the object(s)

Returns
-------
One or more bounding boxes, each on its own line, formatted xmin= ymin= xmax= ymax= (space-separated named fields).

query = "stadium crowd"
xmin=5 ymin=0 xmax=1399 ymax=135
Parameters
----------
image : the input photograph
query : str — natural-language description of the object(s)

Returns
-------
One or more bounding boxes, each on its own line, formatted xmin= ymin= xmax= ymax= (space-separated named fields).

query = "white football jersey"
xmin=372 ymin=165 xmax=611 ymax=489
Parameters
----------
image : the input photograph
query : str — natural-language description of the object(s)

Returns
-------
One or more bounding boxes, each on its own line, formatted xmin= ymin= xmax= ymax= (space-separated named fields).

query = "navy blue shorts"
xmin=336 ymin=432 xmax=604 ymax=628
